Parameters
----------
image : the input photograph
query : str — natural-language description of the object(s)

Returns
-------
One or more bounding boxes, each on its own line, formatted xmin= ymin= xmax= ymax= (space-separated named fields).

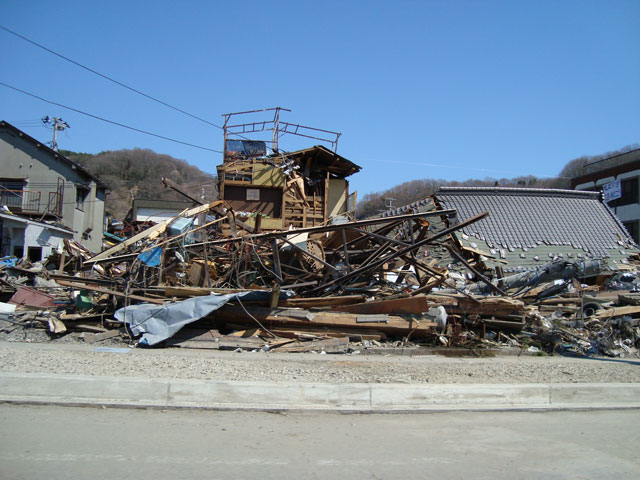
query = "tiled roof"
xmin=433 ymin=187 xmax=638 ymax=272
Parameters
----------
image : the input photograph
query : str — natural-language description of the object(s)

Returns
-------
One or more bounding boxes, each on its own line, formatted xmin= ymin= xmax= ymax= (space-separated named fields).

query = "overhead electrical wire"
xmin=0 ymin=24 xmax=227 ymax=131
xmin=0 ymin=81 xmax=223 ymax=153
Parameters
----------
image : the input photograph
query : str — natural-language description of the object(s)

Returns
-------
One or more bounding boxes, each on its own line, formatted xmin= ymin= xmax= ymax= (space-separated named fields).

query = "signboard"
xmin=603 ymin=180 xmax=622 ymax=203
xmin=246 ymin=189 xmax=260 ymax=201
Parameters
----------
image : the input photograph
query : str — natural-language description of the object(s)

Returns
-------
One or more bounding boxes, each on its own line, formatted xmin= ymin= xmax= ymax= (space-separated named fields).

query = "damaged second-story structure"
xmin=216 ymin=108 xmax=360 ymax=231
xmin=0 ymin=120 xmax=108 ymax=256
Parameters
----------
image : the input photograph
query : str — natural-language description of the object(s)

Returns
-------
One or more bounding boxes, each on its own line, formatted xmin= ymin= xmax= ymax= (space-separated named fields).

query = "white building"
xmin=0 ymin=212 xmax=72 ymax=261
xmin=571 ymin=149 xmax=640 ymax=243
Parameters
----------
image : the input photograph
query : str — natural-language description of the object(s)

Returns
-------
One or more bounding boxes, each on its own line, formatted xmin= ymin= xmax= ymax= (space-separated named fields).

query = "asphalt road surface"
xmin=1 ymin=404 xmax=639 ymax=479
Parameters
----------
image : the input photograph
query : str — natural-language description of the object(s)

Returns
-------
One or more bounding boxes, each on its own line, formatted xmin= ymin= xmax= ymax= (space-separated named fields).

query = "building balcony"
xmin=0 ymin=189 xmax=62 ymax=217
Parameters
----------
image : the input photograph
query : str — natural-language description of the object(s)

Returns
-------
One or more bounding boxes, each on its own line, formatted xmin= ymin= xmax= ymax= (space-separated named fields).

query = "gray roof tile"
xmin=434 ymin=187 xmax=638 ymax=271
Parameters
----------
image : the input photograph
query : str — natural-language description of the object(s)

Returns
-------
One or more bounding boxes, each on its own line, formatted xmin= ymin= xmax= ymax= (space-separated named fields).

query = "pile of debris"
xmin=1 ymin=194 xmax=639 ymax=358
xmin=3 ymin=110 xmax=638 ymax=357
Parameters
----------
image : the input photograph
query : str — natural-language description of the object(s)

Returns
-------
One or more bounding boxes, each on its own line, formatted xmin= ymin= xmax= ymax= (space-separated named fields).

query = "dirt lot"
xmin=1 ymin=337 xmax=639 ymax=385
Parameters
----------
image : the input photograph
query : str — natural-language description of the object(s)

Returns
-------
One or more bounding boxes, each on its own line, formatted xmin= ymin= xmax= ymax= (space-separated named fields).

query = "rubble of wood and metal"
xmin=1 ymin=192 xmax=640 ymax=358
xmin=2 ymin=110 xmax=640 ymax=357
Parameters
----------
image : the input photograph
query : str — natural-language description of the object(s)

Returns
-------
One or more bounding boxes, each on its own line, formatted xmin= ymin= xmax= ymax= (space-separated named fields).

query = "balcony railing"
xmin=0 ymin=189 xmax=62 ymax=217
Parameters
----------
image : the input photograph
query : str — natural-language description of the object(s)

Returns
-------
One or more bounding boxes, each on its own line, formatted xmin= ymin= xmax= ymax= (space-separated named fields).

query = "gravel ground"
xmin=1 ymin=338 xmax=639 ymax=385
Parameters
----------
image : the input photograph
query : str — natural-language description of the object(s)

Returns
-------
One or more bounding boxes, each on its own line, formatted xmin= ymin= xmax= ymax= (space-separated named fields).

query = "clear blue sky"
xmin=2 ymin=1 xmax=638 ymax=196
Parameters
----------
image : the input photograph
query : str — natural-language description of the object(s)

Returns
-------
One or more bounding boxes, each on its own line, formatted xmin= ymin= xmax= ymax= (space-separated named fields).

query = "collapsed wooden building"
xmin=2 ymin=110 xmax=640 ymax=357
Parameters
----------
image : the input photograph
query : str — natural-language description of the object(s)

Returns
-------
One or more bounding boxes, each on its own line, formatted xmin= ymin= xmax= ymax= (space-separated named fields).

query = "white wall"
xmin=1 ymin=217 xmax=72 ymax=261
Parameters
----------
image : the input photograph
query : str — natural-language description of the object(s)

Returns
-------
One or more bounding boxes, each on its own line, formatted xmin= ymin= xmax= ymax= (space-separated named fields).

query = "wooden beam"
xmin=56 ymin=279 xmax=165 ymax=305
xmin=86 ymin=201 xmax=223 ymax=263
xmin=306 ymin=211 xmax=489 ymax=294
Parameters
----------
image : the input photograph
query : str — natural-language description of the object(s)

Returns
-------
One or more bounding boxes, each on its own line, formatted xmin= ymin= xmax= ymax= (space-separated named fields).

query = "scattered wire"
xmin=236 ymin=295 xmax=279 ymax=339
xmin=0 ymin=81 xmax=223 ymax=153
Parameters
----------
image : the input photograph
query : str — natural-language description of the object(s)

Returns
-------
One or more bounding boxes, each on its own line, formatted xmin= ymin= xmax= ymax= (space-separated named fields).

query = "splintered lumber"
xmin=224 ymin=323 xmax=385 ymax=341
xmin=424 ymin=294 xmax=525 ymax=316
xmin=272 ymin=337 xmax=350 ymax=353
xmin=59 ymin=313 xmax=110 ymax=322
xmin=279 ymin=295 xmax=367 ymax=309
xmin=188 ymin=210 xmax=458 ymax=248
xmin=331 ymin=295 xmax=429 ymax=315
xmin=85 ymin=329 xmax=123 ymax=344
xmin=214 ymin=305 xmax=436 ymax=335
xmin=72 ymin=324 xmax=109 ymax=333
xmin=217 ymin=336 xmax=267 ymax=350
xmin=595 ymin=305 xmax=640 ymax=319
xmin=162 ymin=286 xmax=257 ymax=298
xmin=165 ymin=328 xmax=222 ymax=348
xmin=47 ymin=316 xmax=67 ymax=334
xmin=55 ymin=280 xmax=166 ymax=305
xmin=616 ymin=293 xmax=640 ymax=306
xmin=305 ymin=211 xmax=489 ymax=295
xmin=86 ymin=200 xmax=223 ymax=263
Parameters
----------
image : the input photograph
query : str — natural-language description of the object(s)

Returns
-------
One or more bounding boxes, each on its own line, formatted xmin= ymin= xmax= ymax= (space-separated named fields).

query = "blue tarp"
xmin=226 ymin=139 xmax=267 ymax=157
xmin=0 ymin=256 xmax=17 ymax=268
xmin=137 ymin=246 xmax=163 ymax=267
xmin=114 ymin=290 xmax=293 ymax=346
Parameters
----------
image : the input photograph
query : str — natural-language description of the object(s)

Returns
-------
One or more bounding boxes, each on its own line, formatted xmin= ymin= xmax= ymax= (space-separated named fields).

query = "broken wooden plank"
xmin=72 ymin=324 xmax=109 ymax=333
xmin=85 ymin=328 xmax=123 ymax=344
xmin=331 ymin=295 xmax=429 ymax=315
xmin=214 ymin=304 xmax=437 ymax=335
xmin=595 ymin=305 xmax=640 ymax=319
xmin=306 ymin=211 xmax=489 ymax=295
xmin=86 ymin=200 xmax=223 ymax=263
xmin=279 ymin=295 xmax=367 ymax=309
xmin=47 ymin=316 xmax=67 ymax=334
xmin=55 ymin=280 xmax=166 ymax=305
xmin=165 ymin=328 xmax=222 ymax=349
xmin=273 ymin=337 xmax=350 ymax=353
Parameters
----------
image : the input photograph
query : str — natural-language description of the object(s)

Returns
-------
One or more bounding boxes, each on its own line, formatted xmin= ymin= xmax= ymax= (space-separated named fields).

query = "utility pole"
xmin=42 ymin=116 xmax=70 ymax=151
xmin=385 ymin=197 xmax=396 ymax=210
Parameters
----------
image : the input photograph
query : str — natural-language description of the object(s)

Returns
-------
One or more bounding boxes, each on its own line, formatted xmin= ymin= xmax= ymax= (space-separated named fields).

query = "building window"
xmin=76 ymin=186 xmax=89 ymax=211
xmin=611 ymin=178 xmax=639 ymax=207
xmin=27 ymin=246 xmax=42 ymax=262
xmin=13 ymin=246 xmax=24 ymax=258
xmin=623 ymin=221 xmax=639 ymax=244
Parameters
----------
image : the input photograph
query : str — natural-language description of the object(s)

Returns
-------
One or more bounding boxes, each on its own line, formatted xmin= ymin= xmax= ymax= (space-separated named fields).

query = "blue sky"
xmin=2 ymin=1 xmax=638 ymax=196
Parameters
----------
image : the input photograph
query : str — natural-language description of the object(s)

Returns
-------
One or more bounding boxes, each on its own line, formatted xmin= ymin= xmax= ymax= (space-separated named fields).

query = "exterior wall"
xmin=0 ymin=216 xmax=72 ymax=260
xmin=136 ymin=207 xmax=186 ymax=224
xmin=0 ymin=127 xmax=106 ymax=252
xmin=327 ymin=179 xmax=347 ymax=218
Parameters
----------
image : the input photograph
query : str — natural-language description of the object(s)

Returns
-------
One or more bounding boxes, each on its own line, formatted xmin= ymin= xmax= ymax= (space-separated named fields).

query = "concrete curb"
xmin=1 ymin=373 xmax=639 ymax=413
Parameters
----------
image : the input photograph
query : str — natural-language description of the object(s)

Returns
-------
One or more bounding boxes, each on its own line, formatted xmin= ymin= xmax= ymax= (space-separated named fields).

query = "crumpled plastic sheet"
xmin=114 ymin=290 xmax=293 ymax=346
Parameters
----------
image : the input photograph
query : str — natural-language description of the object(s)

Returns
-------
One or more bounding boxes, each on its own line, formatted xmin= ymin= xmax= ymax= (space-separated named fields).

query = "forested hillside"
xmin=356 ymin=144 xmax=639 ymax=219
xmin=60 ymin=142 xmax=638 ymax=222
xmin=61 ymin=148 xmax=218 ymax=220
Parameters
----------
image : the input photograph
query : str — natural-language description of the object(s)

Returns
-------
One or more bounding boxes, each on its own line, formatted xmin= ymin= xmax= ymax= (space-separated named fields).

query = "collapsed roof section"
xmin=283 ymin=145 xmax=361 ymax=179
xmin=433 ymin=187 xmax=638 ymax=273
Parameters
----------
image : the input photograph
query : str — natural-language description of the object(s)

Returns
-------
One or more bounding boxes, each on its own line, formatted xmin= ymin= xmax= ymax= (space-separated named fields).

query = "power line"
xmin=0 ymin=81 xmax=223 ymax=153
xmin=0 ymin=24 xmax=226 ymax=131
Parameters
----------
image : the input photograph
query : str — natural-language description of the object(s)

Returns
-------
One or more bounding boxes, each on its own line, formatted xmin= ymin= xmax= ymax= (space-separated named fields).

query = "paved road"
xmin=1 ymin=404 xmax=639 ymax=479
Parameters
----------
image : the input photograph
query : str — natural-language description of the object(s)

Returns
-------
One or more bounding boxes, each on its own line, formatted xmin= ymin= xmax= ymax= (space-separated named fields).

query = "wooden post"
xmin=271 ymin=238 xmax=282 ymax=284
xmin=340 ymin=228 xmax=351 ymax=272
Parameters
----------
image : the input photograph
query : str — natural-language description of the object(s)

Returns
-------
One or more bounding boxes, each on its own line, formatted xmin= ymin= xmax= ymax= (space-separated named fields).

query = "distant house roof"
xmin=127 ymin=198 xmax=198 ymax=224
xmin=0 ymin=120 xmax=108 ymax=188
xmin=283 ymin=145 xmax=361 ymax=178
xmin=433 ymin=187 xmax=638 ymax=272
